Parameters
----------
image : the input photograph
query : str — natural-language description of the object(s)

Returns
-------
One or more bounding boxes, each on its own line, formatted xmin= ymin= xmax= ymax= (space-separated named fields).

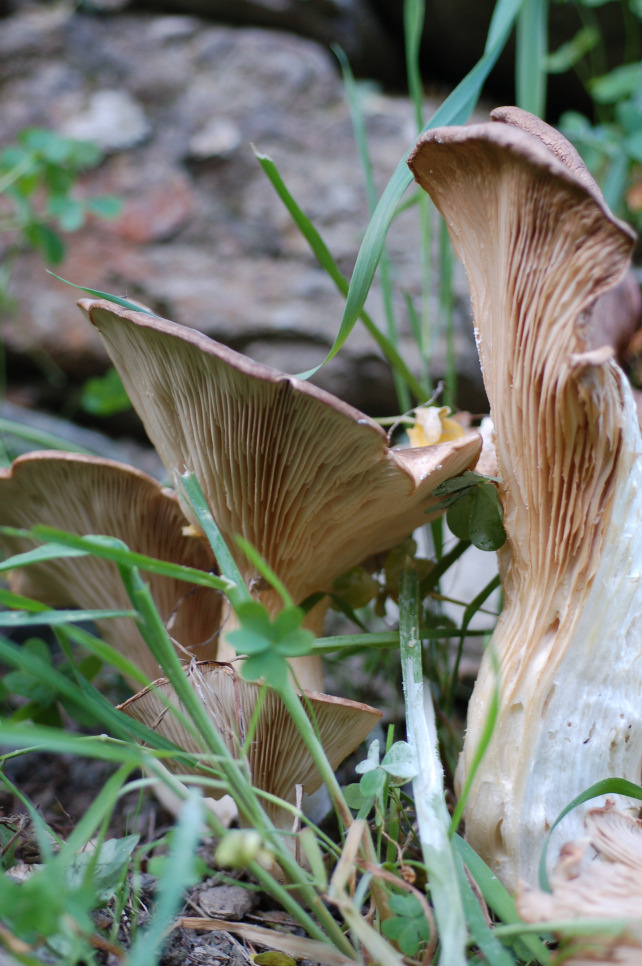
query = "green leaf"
xmin=0 ymin=607 xmax=136 ymax=628
xmin=128 ymin=793 xmax=204 ymax=966
xmin=0 ymin=539 xmax=87 ymax=574
xmin=233 ymin=600 xmax=271 ymax=635
xmin=382 ymin=916 xmax=427 ymax=956
xmin=380 ymin=741 xmax=416 ymax=783
xmin=468 ymin=482 xmax=506 ymax=551
xmin=272 ymin=606 xmax=308 ymax=639
xmin=516 ymin=0 xmax=548 ymax=117
xmin=296 ymin=0 xmax=524 ymax=381
xmin=21 ymin=128 xmax=73 ymax=163
xmin=343 ymin=783 xmax=367 ymax=808
xmin=80 ymin=366 xmax=132 ymax=416
xmin=624 ymin=131 xmax=642 ymax=164
xmin=453 ymin=847 xmax=517 ymax=966
xmin=241 ymin=650 xmax=287 ymax=688
xmin=543 ymin=26 xmax=599 ymax=74
xmin=254 ymin=150 xmax=426 ymax=402
xmin=446 ymin=489 xmax=476 ymax=541
xmin=359 ymin=767 xmax=386 ymax=799
xmin=47 ymin=272 xmax=159 ymax=317
xmin=67 ymin=835 xmax=139 ymax=902
xmin=25 ymin=222 xmax=65 ymax=264
xmin=446 ymin=482 xmax=506 ymax=551
xmin=179 ymin=471 xmax=249 ymax=605
xmin=86 ymin=194 xmax=122 ymax=219
xmin=454 ymin=835 xmax=550 ymax=964
xmin=47 ymin=194 xmax=85 ymax=232
xmin=590 ymin=63 xmax=642 ymax=104
xmin=388 ymin=893 xmax=423 ymax=918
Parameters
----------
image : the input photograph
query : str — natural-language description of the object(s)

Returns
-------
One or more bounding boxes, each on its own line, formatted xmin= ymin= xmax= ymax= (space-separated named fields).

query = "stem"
xmin=399 ymin=569 xmax=467 ymax=966
xmin=279 ymin=677 xmax=353 ymax=829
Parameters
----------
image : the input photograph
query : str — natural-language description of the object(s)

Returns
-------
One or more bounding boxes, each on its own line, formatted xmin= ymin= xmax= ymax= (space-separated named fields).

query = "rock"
xmin=197 ymin=884 xmax=254 ymax=920
xmin=61 ymin=89 xmax=152 ymax=152
xmin=126 ymin=0 xmax=404 ymax=86
xmin=0 ymin=4 xmax=488 ymax=424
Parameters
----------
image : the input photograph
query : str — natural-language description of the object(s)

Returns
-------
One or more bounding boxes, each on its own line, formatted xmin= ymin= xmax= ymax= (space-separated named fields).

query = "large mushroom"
xmin=0 ymin=301 xmax=481 ymax=841
xmin=408 ymin=107 xmax=642 ymax=891
xmin=78 ymin=298 xmax=482 ymax=691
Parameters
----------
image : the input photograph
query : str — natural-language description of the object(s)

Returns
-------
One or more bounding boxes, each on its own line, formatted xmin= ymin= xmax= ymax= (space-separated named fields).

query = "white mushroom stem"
xmin=408 ymin=107 xmax=642 ymax=892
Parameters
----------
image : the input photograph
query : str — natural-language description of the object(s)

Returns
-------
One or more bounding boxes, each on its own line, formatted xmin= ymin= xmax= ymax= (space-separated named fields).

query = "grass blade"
xmin=127 ymin=791 xmax=204 ymax=966
xmin=453 ymin=836 xmax=550 ymax=964
xmin=516 ymin=0 xmax=549 ymax=117
xmin=254 ymin=151 xmax=426 ymax=402
xmin=48 ymin=271 xmax=158 ymax=316
xmin=297 ymin=0 xmax=525 ymax=381
xmin=399 ymin=568 xmax=467 ymax=965
xmin=178 ymin=471 xmax=249 ymax=605
xmin=334 ymin=45 xmax=411 ymax=412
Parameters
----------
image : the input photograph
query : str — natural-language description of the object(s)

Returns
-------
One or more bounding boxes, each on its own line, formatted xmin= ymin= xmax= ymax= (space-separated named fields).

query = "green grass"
xmin=3 ymin=0 xmax=642 ymax=962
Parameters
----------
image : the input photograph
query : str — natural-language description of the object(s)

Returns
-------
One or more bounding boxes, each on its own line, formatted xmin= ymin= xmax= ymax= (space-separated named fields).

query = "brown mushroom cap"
xmin=0 ymin=452 xmax=222 ymax=683
xmin=408 ymin=108 xmax=642 ymax=889
xmin=118 ymin=661 xmax=382 ymax=829
xmin=80 ymin=298 xmax=481 ymax=614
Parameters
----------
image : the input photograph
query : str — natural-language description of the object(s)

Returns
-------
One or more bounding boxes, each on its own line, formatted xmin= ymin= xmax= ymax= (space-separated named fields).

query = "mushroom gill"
xmin=518 ymin=804 xmax=642 ymax=964
xmin=79 ymin=298 xmax=482 ymax=691
xmin=0 ymin=452 xmax=221 ymax=684
xmin=118 ymin=661 xmax=382 ymax=833
xmin=408 ymin=107 xmax=642 ymax=891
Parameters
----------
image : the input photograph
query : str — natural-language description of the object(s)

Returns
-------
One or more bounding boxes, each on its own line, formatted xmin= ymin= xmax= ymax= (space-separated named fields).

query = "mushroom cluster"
xmin=408 ymin=107 xmax=642 ymax=891
xmin=0 ymin=298 xmax=482 ymax=839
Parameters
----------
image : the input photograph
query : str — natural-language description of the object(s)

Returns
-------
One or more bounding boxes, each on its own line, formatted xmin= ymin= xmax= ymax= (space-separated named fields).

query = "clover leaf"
xmin=227 ymin=601 xmax=314 ymax=688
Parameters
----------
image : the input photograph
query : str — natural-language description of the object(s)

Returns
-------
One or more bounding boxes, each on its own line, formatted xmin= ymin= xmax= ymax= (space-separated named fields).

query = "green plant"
xmin=0 ymin=128 xmax=120 ymax=282
xmin=2 ymin=0 xmax=642 ymax=963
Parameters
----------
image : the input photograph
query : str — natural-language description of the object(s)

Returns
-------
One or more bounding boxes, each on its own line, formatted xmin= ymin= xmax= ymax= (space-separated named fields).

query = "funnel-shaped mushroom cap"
xmin=0 ymin=453 xmax=222 ymax=683
xmin=79 ymin=300 xmax=481 ymax=613
xmin=518 ymin=805 xmax=642 ymax=964
xmin=409 ymin=108 xmax=642 ymax=890
xmin=118 ymin=662 xmax=382 ymax=829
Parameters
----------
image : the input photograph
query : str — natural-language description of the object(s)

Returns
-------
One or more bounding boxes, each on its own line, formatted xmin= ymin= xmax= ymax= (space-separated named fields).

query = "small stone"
xmin=197 ymin=884 xmax=254 ymax=921
xmin=62 ymin=90 xmax=151 ymax=151
xmin=188 ymin=119 xmax=243 ymax=159
xmin=108 ymin=171 xmax=197 ymax=243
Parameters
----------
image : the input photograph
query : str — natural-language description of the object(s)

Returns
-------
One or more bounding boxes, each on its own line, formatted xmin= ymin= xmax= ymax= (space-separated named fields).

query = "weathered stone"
xmin=61 ymin=89 xmax=152 ymax=152
xmin=0 ymin=4 xmax=487 ymax=422
xmin=197 ymin=884 xmax=254 ymax=920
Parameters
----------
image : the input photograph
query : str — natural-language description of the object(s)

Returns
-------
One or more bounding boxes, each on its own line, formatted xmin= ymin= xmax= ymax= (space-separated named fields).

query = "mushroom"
xmin=78 ymin=298 xmax=482 ymax=691
xmin=0 ymin=451 xmax=221 ymax=684
xmin=0 ymin=302 xmax=481 ymax=840
xmin=408 ymin=107 xmax=642 ymax=891
xmin=518 ymin=804 xmax=642 ymax=964
xmin=118 ymin=661 xmax=382 ymax=832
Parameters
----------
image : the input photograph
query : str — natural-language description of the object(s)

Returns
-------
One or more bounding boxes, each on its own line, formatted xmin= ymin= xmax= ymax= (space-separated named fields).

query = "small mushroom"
xmin=79 ymin=298 xmax=482 ymax=690
xmin=518 ymin=804 xmax=642 ymax=964
xmin=408 ymin=107 xmax=642 ymax=890
xmin=0 ymin=452 xmax=221 ymax=683
xmin=118 ymin=661 xmax=382 ymax=832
